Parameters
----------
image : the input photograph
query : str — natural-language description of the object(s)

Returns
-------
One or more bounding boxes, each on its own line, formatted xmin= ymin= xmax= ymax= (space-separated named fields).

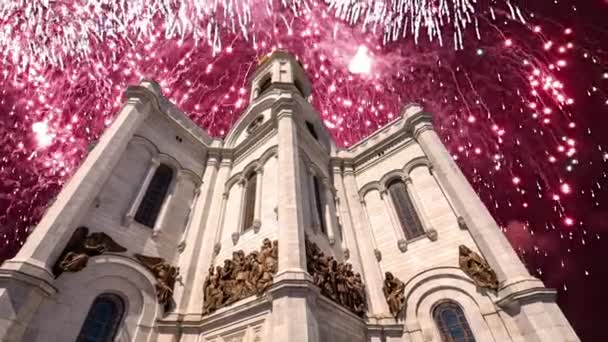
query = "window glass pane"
xmin=387 ymin=179 xmax=424 ymax=239
xmin=243 ymin=172 xmax=257 ymax=230
xmin=313 ymin=176 xmax=327 ymax=234
xmin=135 ymin=164 xmax=173 ymax=227
xmin=77 ymin=294 xmax=124 ymax=342
xmin=433 ymin=302 xmax=476 ymax=342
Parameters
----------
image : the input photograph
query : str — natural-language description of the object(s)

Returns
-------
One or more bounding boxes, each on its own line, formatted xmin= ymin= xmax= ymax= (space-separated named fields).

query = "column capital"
xmin=150 ymin=157 xmax=161 ymax=166
xmin=401 ymin=103 xmax=434 ymax=139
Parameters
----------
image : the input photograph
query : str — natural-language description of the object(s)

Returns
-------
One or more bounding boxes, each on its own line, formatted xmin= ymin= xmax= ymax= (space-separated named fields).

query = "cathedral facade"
xmin=0 ymin=51 xmax=578 ymax=342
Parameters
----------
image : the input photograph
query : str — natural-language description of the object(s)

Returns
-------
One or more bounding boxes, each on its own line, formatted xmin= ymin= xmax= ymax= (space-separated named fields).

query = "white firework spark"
xmin=0 ymin=0 xmax=521 ymax=70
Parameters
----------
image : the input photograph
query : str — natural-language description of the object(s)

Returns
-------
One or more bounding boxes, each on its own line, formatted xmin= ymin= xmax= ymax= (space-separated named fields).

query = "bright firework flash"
xmin=0 ymin=0 xmax=607 ymax=338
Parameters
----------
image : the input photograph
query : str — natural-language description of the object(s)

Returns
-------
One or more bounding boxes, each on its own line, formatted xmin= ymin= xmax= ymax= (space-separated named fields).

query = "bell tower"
xmin=249 ymin=50 xmax=312 ymax=102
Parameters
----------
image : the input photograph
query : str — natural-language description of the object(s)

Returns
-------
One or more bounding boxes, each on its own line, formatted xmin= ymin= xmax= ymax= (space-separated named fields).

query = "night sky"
xmin=1 ymin=1 xmax=607 ymax=339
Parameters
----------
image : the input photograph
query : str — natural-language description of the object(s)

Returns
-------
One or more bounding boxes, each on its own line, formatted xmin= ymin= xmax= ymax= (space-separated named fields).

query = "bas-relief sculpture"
xmin=305 ymin=237 xmax=367 ymax=317
xmin=382 ymin=272 xmax=406 ymax=319
xmin=52 ymin=226 xmax=127 ymax=277
xmin=458 ymin=245 xmax=499 ymax=291
xmin=202 ymin=238 xmax=278 ymax=316
xmin=135 ymin=253 xmax=180 ymax=312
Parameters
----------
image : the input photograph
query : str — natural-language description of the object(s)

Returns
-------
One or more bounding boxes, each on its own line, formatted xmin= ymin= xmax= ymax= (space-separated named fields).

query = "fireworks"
xmin=0 ymin=0 xmax=607 ymax=337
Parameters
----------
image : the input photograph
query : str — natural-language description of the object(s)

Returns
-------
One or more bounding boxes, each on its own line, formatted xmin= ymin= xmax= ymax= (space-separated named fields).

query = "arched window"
xmin=387 ymin=178 xmax=424 ymax=240
xmin=258 ymin=75 xmax=272 ymax=96
xmin=77 ymin=294 xmax=125 ymax=342
xmin=242 ymin=172 xmax=257 ymax=231
xmin=312 ymin=175 xmax=327 ymax=234
xmin=433 ymin=301 xmax=476 ymax=342
xmin=135 ymin=164 xmax=173 ymax=228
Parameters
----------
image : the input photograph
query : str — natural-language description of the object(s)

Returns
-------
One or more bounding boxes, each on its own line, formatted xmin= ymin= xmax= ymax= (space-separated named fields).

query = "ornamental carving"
xmin=135 ymin=254 xmax=180 ymax=311
xmin=53 ymin=227 xmax=127 ymax=277
xmin=458 ymin=245 xmax=499 ymax=291
xmin=305 ymin=237 xmax=367 ymax=317
xmin=383 ymin=272 xmax=406 ymax=319
xmin=202 ymin=238 xmax=278 ymax=316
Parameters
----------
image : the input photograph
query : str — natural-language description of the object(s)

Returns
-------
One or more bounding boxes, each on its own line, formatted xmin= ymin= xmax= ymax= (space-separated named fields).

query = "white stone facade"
xmin=0 ymin=51 xmax=578 ymax=342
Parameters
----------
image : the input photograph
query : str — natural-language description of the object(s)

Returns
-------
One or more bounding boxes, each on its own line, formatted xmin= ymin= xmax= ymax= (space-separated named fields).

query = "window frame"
xmin=312 ymin=175 xmax=327 ymax=235
xmin=386 ymin=178 xmax=425 ymax=240
xmin=241 ymin=171 xmax=257 ymax=232
xmin=433 ymin=301 xmax=476 ymax=342
xmin=134 ymin=163 xmax=174 ymax=228
xmin=76 ymin=293 xmax=125 ymax=342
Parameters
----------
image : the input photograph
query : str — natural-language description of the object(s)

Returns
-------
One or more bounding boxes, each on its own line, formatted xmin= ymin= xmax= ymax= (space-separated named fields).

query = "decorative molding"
xmin=426 ymin=228 xmax=438 ymax=241
xmin=397 ymin=239 xmax=408 ymax=253
xmin=231 ymin=232 xmax=240 ymax=245
xmin=250 ymin=219 xmax=262 ymax=233
xmin=374 ymin=249 xmax=382 ymax=261
xmin=457 ymin=216 xmax=468 ymax=230
xmin=343 ymin=248 xmax=350 ymax=260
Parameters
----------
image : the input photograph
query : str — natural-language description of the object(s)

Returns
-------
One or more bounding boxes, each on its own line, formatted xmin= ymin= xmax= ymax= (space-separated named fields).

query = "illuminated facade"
xmin=0 ymin=52 xmax=578 ymax=342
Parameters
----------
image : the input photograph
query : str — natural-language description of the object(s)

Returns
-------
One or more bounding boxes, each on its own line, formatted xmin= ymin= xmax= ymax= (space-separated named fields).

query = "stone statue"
xmin=383 ymin=272 xmax=405 ymax=319
xmin=53 ymin=227 xmax=127 ymax=277
xmin=458 ymin=245 xmax=499 ymax=291
xmin=135 ymin=254 xmax=179 ymax=312
xmin=305 ymin=236 xmax=367 ymax=317
xmin=202 ymin=240 xmax=279 ymax=316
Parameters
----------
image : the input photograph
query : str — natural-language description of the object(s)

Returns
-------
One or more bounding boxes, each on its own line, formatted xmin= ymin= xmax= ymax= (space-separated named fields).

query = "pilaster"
xmin=175 ymin=154 xmax=219 ymax=315
xmin=0 ymin=80 xmax=158 ymax=341
xmin=341 ymin=165 xmax=390 ymax=317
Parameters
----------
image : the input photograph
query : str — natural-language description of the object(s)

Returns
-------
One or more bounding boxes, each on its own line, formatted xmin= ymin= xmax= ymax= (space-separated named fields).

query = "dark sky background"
xmin=0 ymin=1 xmax=606 ymax=340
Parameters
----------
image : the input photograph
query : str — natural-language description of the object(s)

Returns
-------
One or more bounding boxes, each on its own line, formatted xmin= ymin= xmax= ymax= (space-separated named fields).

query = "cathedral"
xmin=0 ymin=51 xmax=578 ymax=342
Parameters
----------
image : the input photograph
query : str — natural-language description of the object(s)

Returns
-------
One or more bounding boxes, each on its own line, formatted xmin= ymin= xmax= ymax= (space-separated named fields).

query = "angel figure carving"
xmin=53 ymin=227 xmax=127 ymax=277
xmin=458 ymin=245 xmax=499 ymax=291
xmin=135 ymin=254 xmax=179 ymax=312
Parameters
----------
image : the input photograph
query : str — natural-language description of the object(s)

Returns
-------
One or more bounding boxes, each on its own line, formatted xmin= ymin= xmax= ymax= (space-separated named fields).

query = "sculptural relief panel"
xmin=203 ymin=239 xmax=278 ymax=316
xmin=305 ymin=237 xmax=367 ymax=317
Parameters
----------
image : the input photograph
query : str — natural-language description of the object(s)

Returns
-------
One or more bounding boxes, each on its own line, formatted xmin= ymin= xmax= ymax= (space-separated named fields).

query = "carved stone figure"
xmin=53 ymin=227 xmax=127 ymax=277
xmin=202 ymin=239 xmax=279 ymax=316
xmin=135 ymin=254 xmax=180 ymax=312
xmin=383 ymin=272 xmax=405 ymax=319
xmin=458 ymin=245 xmax=499 ymax=291
xmin=305 ymin=236 xmax=367 ymax=317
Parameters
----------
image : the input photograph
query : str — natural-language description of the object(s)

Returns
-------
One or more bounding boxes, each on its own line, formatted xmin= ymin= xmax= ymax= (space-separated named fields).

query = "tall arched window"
xmin=135 ymin=164 xmax=173 ymax=228
xmin=387 ymin=178 xmax=424 ymax=240
xmin=77 ymin=294 xmax=125 ymax=342
xmin=433 ymin=301 xmax=476 ymax=342
xmin=312 ymin=175 xmax=327 ymax=234
xmin=242 ymin=172 xmax=257 ymax=231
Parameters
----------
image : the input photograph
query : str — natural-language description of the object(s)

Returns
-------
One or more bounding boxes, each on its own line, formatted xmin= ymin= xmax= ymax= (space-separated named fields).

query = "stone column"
xmin=403 ymin=176 xmax=437 ymax=241
xmin=186 ymin=155 xmax=228 ymax=315
xmin=252 ymin=167 xmax=263 ymax=232
xmin=402 ymin=104 xmax=529 ymax=281
xmin=177 ymin=186 xmax=201 ymax=252
xmin=360 ymin=197 xmax=384 ymax=262
xmin=307 ymin=167 xmax=321 ymax=233
xmin=331 ymin=163 xmax=363 ymax=271
xmin=402 ymin=104 xmax=579 ymax=341
xmin=174 ymin=154 xmax=219 ymax=317
xmin=378 ymin=188 xmax=408 ymax=252
xmin=124 ymin=157 xmax=160 ymax=226
xmin=342 ymin=164 xmax=390 ymax=316
xmin=268 ymin=104 xmax=318 ymax=342
xmin=233 ymin=177 xmax=247 ymax=244
xmin=322 ymin=178 xmax=338 ymax=244
xmin=275 ymin=108 xmax=307 ymax=275
xmin=0 ymin=80 xmax=159 ymax=341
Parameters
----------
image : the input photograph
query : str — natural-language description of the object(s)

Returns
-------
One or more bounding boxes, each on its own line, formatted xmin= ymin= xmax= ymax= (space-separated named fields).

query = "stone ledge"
xmin=0 ymin=260 xmax=56 ymax=296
